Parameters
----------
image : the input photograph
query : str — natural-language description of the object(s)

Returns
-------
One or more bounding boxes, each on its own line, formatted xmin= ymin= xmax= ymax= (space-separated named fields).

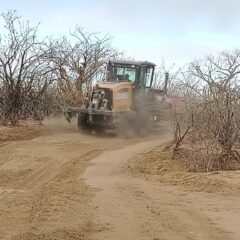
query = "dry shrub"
xmin=172 ymin=50 xmax=240 ymax=171
xmin=175 ymin=141 xmax=240 ymax=172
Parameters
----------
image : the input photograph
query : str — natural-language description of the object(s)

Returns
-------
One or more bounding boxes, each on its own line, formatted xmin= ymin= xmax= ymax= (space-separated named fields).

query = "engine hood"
xmin=98 ymin=81 xmax=132 ymax=90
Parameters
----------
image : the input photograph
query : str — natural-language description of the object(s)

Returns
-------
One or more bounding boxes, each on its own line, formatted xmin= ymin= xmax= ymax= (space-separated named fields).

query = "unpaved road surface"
xmin=85 ymin=132 xmax=240 ymax=240
xmin=0 ymin=121 xmax=142 ymax=240
xmin=0 ymin=121 xmax=240 ymax=239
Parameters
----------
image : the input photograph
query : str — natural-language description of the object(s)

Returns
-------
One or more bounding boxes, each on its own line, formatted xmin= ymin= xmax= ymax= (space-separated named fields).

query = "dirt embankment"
xmin=0 ymin=120 xmax=43 ymax=144
xmin=128 ymin=143 xmax=240 ymax=196
xmin=0 ymin=117 xmax=79 ymax=145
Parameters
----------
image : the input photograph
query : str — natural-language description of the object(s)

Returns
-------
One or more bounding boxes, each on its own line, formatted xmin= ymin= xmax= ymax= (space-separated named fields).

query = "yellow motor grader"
xmin=68 ymin=60 xmax=169 ymax=134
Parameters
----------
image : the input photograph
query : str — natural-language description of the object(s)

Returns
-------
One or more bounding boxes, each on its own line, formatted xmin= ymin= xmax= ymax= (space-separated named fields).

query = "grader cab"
xmin=69 ymin=60 xmax=167 ymax=133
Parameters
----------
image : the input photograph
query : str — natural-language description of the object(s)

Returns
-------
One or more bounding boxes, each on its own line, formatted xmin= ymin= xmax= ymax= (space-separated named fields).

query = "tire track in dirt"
xmin=84 ymin=132 xmax=240 ymax=240
xmin=0 ymin=128 xmax=143 ymax=240
xmin=0 ymin=136 xmax=95 ymax=239
xmin=1 ymin=119 xmax=239 ymax=240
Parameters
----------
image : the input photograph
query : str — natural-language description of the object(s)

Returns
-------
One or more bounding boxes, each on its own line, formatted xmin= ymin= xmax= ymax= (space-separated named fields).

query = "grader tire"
xmin=78 ymin=113 xmax=89 ymax=132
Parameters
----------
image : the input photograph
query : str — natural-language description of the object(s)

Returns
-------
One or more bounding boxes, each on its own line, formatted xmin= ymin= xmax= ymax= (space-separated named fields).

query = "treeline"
xmin=172 ymin=50 xmax=240 ymax=171
xmin=1 ymin=10 xmax=240 ymax=172
xmin=0 ymin=10 xmax=120 ymax=125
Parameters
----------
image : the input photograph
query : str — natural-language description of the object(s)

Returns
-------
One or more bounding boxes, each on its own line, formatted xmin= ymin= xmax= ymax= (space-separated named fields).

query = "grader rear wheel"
xmin=116 ymin=111 xmax=152 ymax=138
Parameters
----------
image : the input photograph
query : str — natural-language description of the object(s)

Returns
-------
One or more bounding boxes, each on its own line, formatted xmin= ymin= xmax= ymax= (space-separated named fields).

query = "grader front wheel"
xmin=77 ymin=113 xmax=90 ymax=131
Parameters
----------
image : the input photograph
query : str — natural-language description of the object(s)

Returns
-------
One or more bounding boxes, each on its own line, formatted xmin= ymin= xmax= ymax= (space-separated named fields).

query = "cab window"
xmin=140 ymin=67 xmax=154 ymax=87
xmin=113 ymin=67 xmax=136 ymax=82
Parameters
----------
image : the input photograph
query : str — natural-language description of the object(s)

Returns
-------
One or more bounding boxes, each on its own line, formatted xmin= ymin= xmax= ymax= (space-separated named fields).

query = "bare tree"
xmin=49 ymin=27 xmax=120 ymax=107
xmin=173 ymin=50 xmax=240 ymax=171
xmin=189 ymin=50 xmax=240 ymax=159
xmin=152 ymin=61 xmax=182 ymax=95
xmin=172 ymin=105 xmax=193 ymax=153
xmin=0 ymin=11 xmax=53 ymax=125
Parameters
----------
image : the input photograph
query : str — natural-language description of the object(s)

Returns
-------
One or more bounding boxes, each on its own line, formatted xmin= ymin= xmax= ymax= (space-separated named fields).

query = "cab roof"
xmin=109 ymin=60 xmax=156 ymax=67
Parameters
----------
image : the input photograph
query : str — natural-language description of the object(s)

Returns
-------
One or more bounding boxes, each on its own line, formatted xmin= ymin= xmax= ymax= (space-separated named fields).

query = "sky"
xmin=0 ymin=0 xmax=240 ymax=68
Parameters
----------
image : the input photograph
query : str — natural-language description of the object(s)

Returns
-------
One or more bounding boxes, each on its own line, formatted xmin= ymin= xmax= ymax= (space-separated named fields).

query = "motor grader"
xmin=68 ymin=60 xmax=169 ymax=134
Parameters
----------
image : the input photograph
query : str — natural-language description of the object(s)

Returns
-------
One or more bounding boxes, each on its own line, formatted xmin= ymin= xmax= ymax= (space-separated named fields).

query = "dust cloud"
xmin=42 ymin=116 xmax=78 ymax=134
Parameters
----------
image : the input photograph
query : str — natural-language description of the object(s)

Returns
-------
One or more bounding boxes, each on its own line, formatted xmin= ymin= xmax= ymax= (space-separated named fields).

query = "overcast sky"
xmin=1 ymin=0 xmax=239 ymax=67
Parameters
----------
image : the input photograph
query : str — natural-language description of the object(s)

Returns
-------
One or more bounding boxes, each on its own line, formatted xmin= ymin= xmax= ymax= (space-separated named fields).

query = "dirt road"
xmin=0 ymin=121 xmax=240 ymax=239
xmin=85 ymin=132 xmax=240 ymax=240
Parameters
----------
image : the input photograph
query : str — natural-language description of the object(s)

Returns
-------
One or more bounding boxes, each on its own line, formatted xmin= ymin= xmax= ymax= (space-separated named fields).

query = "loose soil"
xmin=129 ymin=144 xmax=240 ymax=196
xmin=0 ymin=119 xmax=239 ymax=239
xmin=0 ymin=120 xmax=42 ymax=144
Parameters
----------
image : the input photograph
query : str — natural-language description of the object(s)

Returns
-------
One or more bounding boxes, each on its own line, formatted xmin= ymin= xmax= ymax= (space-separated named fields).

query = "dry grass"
xmin=128 ymin=143 xmax=240 ymax=196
